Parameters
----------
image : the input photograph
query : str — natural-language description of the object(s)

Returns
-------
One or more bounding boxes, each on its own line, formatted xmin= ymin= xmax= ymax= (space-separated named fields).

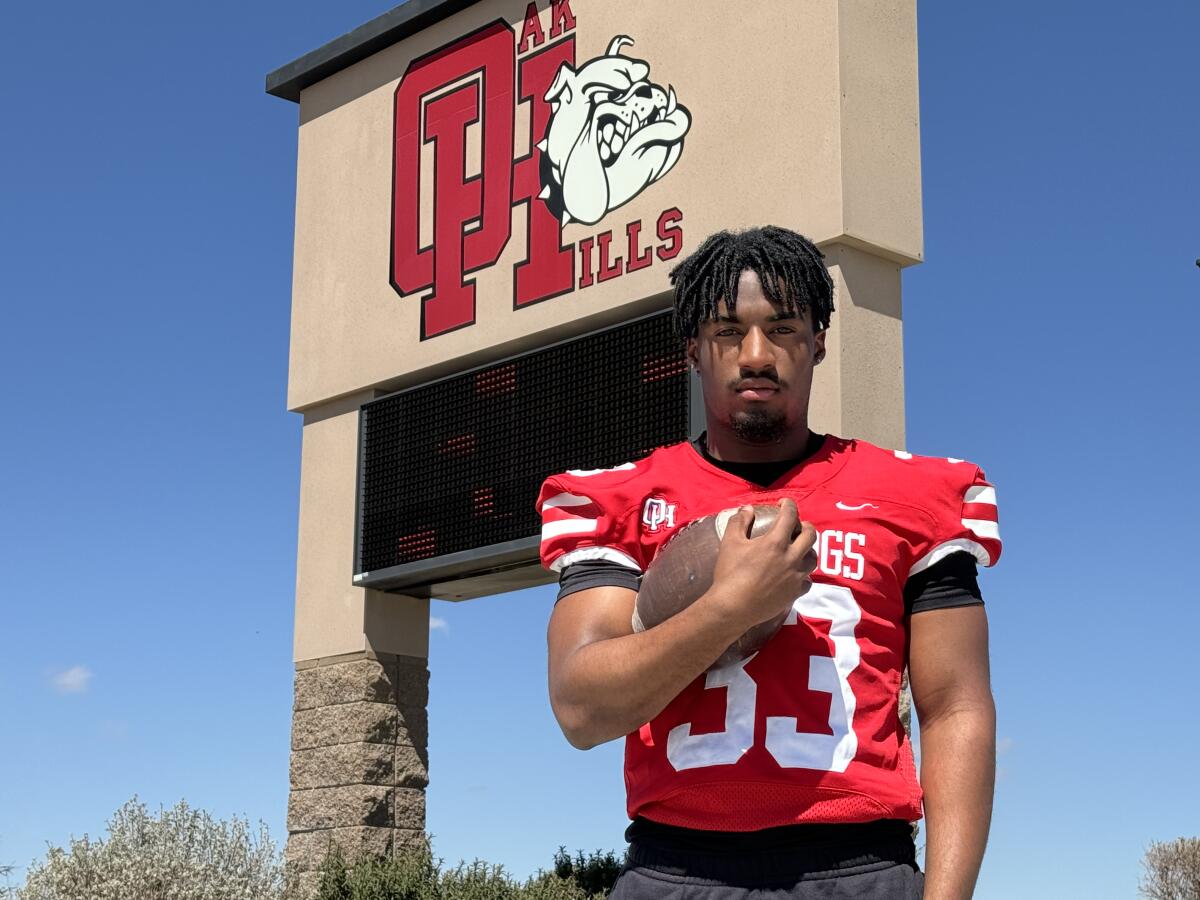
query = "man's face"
xmin=686 ymin=270 xmax=826 ymax=446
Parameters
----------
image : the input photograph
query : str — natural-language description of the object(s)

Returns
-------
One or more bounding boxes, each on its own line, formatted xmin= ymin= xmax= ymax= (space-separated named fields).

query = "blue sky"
xmin=1 ymin=1 xmax=1197 ymax=897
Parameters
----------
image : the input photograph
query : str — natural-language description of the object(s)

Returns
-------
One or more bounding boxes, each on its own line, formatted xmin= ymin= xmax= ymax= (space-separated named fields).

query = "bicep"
xmin=547 ymin=586 xmax=636 ymax=685
xmin=908 ymin=604 xmax=993 ymax=722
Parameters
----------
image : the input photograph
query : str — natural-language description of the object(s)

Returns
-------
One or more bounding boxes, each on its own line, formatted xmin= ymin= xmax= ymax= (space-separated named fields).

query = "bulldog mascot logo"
xmin=392 ymin=11 xmax=690 ymax=339
xmin=540 ymin=36 xmax=691 ymax=227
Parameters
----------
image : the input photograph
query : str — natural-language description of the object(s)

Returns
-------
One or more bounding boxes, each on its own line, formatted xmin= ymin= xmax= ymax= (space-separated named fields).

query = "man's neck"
xmin=703 ymin=424 xmax=816 ymax=464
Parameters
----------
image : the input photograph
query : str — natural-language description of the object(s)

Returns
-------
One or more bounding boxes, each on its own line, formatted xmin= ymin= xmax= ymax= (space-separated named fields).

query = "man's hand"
xmin=909 ymin=604 xmax=995 ymax=900
xmin=707 ymin=499 xmax=818 ymax=633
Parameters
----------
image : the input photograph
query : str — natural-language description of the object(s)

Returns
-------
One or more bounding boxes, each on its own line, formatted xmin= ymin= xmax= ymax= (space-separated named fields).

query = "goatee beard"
xmin=730 ymin=408 xmax=790 ymax=444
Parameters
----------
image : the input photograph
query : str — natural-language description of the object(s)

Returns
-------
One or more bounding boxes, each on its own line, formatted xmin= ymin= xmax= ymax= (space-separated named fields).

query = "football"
xmin=633 ymin=503 xmax=801 ymax=669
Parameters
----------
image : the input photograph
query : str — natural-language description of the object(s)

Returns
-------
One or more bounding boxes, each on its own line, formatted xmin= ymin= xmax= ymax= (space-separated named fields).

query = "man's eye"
xmin=715 ymin=328 xmax=739 ymax=337
xmin=772 ymin=326 xmax=796 ymax=335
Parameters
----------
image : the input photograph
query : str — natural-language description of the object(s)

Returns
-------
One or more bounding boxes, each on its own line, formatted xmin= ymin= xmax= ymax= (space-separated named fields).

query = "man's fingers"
xmin=772 ymin=498 xmax=799 ymax=543
xmin=738 ymin=506 xmax=757 ymax=538
xmin=723 ymin=506 xmax=755 ymax=541
xmin=792 ymin=520 xmax=818 ymax=556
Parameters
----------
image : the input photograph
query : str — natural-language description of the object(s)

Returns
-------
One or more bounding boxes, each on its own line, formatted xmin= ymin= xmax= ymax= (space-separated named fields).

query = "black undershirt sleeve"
xmin=557 ymin=558 xmax=640 ymax=600
xmin=557 ymin=550 xmax=984 ymax=614
xmin=903 ymin=550 xmax=982 ymax=615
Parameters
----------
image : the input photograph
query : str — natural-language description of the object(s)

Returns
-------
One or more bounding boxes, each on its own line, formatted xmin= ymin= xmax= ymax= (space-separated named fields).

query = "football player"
xmin=539 ymin=226 xmax=999 ymax=900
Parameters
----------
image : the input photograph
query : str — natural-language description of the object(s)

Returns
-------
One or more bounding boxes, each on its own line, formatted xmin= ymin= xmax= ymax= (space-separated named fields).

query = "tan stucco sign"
xmin=288 ymin=0 xmax=922 ymax=411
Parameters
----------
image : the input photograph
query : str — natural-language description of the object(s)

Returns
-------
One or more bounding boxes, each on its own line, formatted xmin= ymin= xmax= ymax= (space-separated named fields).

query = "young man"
xmin=538 ymin=227 xmax=999 ymax=900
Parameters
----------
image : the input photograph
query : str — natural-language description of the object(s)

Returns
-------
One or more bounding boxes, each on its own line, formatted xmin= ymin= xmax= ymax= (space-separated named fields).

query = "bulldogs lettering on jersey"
xmin=536 ymin=436 xmax=1002 ymax=831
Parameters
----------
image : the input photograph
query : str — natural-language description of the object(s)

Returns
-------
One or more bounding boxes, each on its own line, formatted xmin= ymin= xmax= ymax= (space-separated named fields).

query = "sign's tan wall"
xmin=287 ymin=0 xmax=921 ymax=413
xmin=837 ymin=1 xmax=922 ymax=262
xmin=810 ymin=245 xmax=906 ymax=450
xmin=293 ymin=390 xmax=430 ymax=661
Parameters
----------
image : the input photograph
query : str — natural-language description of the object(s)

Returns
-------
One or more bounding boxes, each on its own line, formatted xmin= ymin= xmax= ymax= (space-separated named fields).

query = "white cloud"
xmin=429 ymin=616 xmax=449 ymax=632
xmin=997 ymin=736 xmax=1015 ymax=756
xmin=52 ymin=665 xmax=93 ymax=694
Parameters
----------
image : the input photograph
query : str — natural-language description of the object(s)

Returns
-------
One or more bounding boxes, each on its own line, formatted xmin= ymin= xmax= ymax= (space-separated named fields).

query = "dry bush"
xmin=18 ymin=797 xmax=292 ymax=900
xmin=1140 ymin=837 xmax=1200 ymax=900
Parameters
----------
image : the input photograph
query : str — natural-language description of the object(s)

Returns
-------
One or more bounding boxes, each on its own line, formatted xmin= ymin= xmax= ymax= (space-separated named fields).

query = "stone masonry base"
xmin=286 ymin=652 xmax=429 ymax=895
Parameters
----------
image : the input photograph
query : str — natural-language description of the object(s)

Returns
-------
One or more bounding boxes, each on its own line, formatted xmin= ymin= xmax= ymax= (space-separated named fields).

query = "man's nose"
xmin=738 ymin=326 xmax=775 ymax=371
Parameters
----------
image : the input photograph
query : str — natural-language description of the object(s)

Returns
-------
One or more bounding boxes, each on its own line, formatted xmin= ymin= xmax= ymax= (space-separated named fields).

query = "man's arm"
xmin=908 ymin=603 xmax=996 ymax=900
xmin=546 ymin=501 xmax=817 ymax=749
xmin=548 ymin=584 xmax=747 ymax=748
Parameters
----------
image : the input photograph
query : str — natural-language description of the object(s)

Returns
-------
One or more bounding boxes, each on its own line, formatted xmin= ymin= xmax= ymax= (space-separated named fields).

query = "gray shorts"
xmin=610 ymin=859 xmax=924 ymax=899
xmin=609 ymin=819 xmax=923 ymax=899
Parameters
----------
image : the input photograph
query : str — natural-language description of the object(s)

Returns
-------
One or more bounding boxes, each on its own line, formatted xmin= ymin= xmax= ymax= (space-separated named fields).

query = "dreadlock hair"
xmin=669 ymin=226 xmax=835 ymax=340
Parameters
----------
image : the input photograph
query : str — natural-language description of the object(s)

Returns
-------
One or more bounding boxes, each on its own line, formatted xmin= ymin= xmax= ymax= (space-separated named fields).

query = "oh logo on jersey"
xmin=391 ymin=2 xmax=690 ymax=339
xmin=641 ymin=497 xmax=677 ymax=533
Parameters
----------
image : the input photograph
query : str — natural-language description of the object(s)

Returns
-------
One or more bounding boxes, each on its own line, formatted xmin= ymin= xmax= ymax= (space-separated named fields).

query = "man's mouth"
xmin=734 ymin=379 xmax=781 ymax=401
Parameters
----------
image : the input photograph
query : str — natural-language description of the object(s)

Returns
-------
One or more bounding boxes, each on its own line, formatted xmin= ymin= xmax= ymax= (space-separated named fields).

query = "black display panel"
xmin=354 ymin=311 xmax=691 ymax=594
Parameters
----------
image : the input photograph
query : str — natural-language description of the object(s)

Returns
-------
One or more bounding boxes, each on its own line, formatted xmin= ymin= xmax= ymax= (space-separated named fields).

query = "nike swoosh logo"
xmin=836 ymin=501 xmax=878 ymax=511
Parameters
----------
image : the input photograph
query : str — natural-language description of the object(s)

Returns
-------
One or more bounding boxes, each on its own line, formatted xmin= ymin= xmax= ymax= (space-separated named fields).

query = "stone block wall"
xmin=286 ymin=651 xmax=429 ymax=893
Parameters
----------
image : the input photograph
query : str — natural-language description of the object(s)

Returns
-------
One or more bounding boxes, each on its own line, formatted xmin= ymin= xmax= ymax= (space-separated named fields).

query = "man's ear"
xmin=686 ymin=337 xmax=699 ymax=369
xmin=814 ymin=330 xmax=827 ymax=365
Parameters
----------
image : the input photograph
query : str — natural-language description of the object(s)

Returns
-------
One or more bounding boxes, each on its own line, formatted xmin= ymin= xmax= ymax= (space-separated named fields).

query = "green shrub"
xmin=550 ymin=848 xmax=623 ymax=897
xmin=311 ymin=842 xmax=620 ymax=900
xmin=312 ymin=845 xmax=439 ymax=900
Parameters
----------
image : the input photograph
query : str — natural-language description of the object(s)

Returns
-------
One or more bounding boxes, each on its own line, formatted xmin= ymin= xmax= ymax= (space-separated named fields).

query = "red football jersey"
xmin=538 ymin=436 xmax=1001 ymax=831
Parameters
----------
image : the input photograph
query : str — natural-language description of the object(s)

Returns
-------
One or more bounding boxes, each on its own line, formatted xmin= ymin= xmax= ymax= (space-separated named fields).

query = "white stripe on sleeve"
xmin=541 ymin=492 xmax=594 ymax=511
xmin=962 ymin=517 xmax=1001 ymax=541
xmin=551 ymin=546 xmax=641 ymax=573
xmin=909 ymin=538 xmax=992 ymax=576
xmin=566 ymin=462 xmax=636 ymax=477
xmin=541 ymin=518 xmax=599 ymax=541
xmin=964 ymin=485 xmax=997 ymax=506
